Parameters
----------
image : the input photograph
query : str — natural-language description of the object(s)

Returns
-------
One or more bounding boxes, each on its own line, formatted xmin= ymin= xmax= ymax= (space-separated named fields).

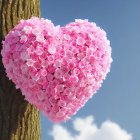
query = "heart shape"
xmin=1 ymin=17 xmax=112 ymax=122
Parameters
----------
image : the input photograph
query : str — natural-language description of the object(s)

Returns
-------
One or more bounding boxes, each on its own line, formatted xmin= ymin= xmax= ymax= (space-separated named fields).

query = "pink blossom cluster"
xmin=1 ymin=17 xmax=112 ymax=122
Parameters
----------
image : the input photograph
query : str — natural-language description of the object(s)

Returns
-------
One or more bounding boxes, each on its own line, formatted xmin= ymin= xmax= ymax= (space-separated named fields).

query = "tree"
xmin=0 ymin=0 xmax=41 ymax=139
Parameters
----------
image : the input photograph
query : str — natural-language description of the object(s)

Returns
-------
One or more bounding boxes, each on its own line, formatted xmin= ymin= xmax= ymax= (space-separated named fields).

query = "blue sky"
xmin=40 ymin=0 xmax=140 ymax=140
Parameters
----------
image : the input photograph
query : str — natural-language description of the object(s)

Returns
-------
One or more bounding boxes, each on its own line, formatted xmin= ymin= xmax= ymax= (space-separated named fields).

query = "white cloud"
xmin=50 ymin=116 xmax=132 ymax=140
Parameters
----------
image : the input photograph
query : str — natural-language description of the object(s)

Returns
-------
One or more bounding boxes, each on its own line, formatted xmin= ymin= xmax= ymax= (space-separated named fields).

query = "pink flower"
xmin=36 ymin=35 xmax=44 ymax=42
xmin=36 ymin=46 xmax=44 ymax=55
xmin=76 ymin=37 xmax=85 ymax=46
xmin=61 ymin=57 xmax=68 ymax=65
xmin=29 ymin=66 xmax=37 ymax=77
xmin=32 ymin=28 xmax=41 ymax=35
xmin=58 ymin=100 xmax=66 ymax=107
xmin=48 ymin=45 xmax=56 ymax=54
xmin=63 ymin=88 xmax=71 ymax=95
xmin=42 ymin=80 xmax=48 ymax=89
xmin=41 ymin=60 xmax=49 ymax=68
xmin=54 ymin=68 xmax=63 ymax=79
xmin=49 ymin=96 xmax=57 ymax=106
xmin=26 ymin=59 xmax=35 ymax=67
xmin=20 ymin=64 xmax=28 ymax=74
xmin=13 ymin=52 xmax=20 ymax=59
xmin=39 ymin=52 xmax=47 ymax=60
xmin=66 ymin=50 xmax=73 ymax=58
xmin=32 ymin=72 xmax=40 ymax=81
xmin=49 ymin=79 xmax=59 ymax=87
xmin=73 ymin=68 xmax=80 ymax=75
xmin=79 ymin=61 xmax=85 ymax=68
xmin=20 ymin=35 xmax=27 ymax=43
xmin=67 ymin=92 xmax=76 ymax=100
xmin=53 ymin=53 xmax=61 ymax=60
xmin=52 ymin=104 xmax=59 ymax=113
xmin=63 ymin=72 xmax=70 ymax=81
xmin=27 ymin=46 xmax=35 ymax=54
xmin=28 ymin=79 xmax=36 ymax=88
xmin=60 ymin=66 xmax=69 ymax=74
xmin=37 ymin=76 xmax=47 ymax=85
xmin=20 ymin=51 xmax=29 ymax=60
xmin=56 ymin=111 xmax=65 ymax=117
xmin=34 ymin=61 xmax=42 ymax=69
xmin=54 ymin=92 xmax=60 ymax=100
xmin=23 ymin=26 xmax=32 ymax=34
xmin=88 ymin=33 xmax=95 ymax=41
xmin=53 ymin=60 xmax=61 ymax=68
xmin=48 ymin=65 xmax=55 ymax=73
xmin=71 ymin=47 xmax=79 ymax=54
xmin=31 ymin=53 xmax=39 ymax=61
xmin=68 ymin=61 xmax=75 ymax=70
xmin=63 ymin=34 xmax=70 ymax=40
xmin=55 ymin=84 xmax=64 ymax=92
xmin=77 ymin=52 xmax=85 ymax=60
xmin=47 ymin=73 xmax=54 ymax=81
xmin=60 ymin=49 xmax=66 ymax=57
xmin=69 ymin=75 xmax=78 ymax=84
xmin=40 ymin=68 xmax=47 ymax=76
xmin=47 ymin=55 xmax=54 ymax=63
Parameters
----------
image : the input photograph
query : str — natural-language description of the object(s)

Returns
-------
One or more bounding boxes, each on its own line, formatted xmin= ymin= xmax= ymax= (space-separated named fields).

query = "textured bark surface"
xmin=0 ymin=0 xmax=41 ymax=140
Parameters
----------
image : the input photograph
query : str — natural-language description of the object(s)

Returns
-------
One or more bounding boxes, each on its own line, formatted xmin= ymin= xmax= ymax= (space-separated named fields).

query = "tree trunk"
xmin=0 ymin=0 xmax=41 ymax=140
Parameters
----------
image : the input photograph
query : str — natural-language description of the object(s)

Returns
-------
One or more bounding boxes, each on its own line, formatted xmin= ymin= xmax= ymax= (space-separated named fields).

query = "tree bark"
xmin=0 ymin=0 xmax=41 ymax=140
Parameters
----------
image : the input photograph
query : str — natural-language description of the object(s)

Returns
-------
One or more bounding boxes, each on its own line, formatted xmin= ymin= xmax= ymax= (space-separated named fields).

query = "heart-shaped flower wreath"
xmin=1 ymin=17 xmax=112 ymax=122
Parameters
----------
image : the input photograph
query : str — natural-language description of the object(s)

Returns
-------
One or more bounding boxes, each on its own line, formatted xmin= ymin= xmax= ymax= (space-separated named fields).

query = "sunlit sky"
xmin=40 ymin=0 xmax=140 ymax=140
